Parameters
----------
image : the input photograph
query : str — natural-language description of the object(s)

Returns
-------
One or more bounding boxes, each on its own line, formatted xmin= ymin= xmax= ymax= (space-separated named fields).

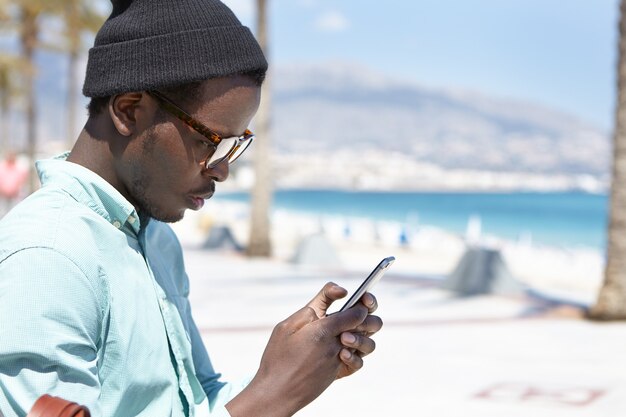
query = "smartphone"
xmin=337 ymin=256 xmax=395 ymax=312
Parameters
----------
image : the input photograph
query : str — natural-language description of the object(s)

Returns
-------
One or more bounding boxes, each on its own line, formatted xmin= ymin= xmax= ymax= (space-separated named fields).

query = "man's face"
xmin=118 ymin=76 xmax=261 ymax=223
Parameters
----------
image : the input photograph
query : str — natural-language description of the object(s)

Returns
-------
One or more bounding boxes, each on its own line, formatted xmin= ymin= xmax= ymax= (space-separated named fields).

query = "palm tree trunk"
xmin=66 ymin=1 xmax=79 ymax=149
xmin=1 ymin=96 xmax=9 ymax=153
xmin=246 ymin=0 xmax=273 ymax=257
xmin=0 ymin=68 xmax=8 ymax=154
xmin=589 ymin=0 xmax=626 ymax=320
xmin=66 ymin=49 xmax=78 ymax=149
xmin=20 ymin=6 xmax=39 ymax=193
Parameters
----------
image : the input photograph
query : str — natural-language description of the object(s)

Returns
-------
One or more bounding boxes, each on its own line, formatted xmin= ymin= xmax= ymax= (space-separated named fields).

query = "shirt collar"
xmin=36 ymin=153 xmax=143 ymax=235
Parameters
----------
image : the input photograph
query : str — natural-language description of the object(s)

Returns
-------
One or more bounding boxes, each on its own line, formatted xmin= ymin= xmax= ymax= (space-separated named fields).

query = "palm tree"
xmin=0 ymin=1 xmax=15 ymax=155
xmin=589 ymin=0 xmax=626 ymax=320
xmin=0 ymin=0 xmax=10 ymax=26
xmin=0 ymin=54 xmax=28 ymax=154
xmin=5 ymin=0 xmax=100 ymax=192
xmin=0 ymin=60 xmax=11 ymax=153
xmin=3 ymin=0 xmax=59 ymax=192
xmin=56 ymin=0 xmax=105 ymax=148
xmin=246 ymin=0 xmax=273 ymax=257
xmin=0 ymin=1 xmax=28 ymax=156
xmin=18 ymin=2 xmax=40 ymax=193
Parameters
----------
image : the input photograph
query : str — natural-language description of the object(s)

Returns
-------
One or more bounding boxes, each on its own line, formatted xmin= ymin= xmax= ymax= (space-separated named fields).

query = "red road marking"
xmin=475 ymin=382 xmax=606 ymax=407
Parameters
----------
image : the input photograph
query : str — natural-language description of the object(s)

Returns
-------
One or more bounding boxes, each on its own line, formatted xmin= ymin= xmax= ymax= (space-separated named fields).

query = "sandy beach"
xmin=168 ymin=200 xmax=621 ymax=417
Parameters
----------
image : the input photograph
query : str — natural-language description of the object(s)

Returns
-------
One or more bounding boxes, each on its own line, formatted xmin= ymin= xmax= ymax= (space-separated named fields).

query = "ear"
xmin=108 ymin=92 xmax=144 ymax=137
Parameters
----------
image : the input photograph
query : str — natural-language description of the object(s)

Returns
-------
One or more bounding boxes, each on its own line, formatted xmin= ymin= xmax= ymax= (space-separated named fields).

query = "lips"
xmin=188 ymin=183 xmax=215 ymax=210
xmin=192 ymin=191 xmax=214 ymax=200
xmin=190 ymin=196 xmax=205 ymax=210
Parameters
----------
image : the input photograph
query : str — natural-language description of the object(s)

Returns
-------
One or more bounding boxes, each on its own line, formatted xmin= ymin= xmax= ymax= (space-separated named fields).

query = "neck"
xmin=67 ymin=116 xmax=130 ymax=202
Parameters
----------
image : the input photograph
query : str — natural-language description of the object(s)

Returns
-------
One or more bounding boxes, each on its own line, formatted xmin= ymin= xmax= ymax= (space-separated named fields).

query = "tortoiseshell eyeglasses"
xmin=147 ymin=90 xmax=254 ymax=169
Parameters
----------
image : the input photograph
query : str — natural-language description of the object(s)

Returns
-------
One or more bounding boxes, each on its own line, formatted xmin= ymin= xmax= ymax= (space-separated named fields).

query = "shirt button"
xmin=128 ymin=215 xmax=136 ymax=225
xmin=112 ymin=220 xmax=122 ymax=229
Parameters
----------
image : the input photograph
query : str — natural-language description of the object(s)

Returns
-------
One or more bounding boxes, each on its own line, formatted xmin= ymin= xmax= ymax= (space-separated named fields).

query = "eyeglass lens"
xmin=205 ymin=136 xmax=254 ymax=168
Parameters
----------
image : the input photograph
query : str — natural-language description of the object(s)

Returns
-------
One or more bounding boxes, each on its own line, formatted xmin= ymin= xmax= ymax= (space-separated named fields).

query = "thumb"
xmin=306 ymin=282 xmax=348 ymax=318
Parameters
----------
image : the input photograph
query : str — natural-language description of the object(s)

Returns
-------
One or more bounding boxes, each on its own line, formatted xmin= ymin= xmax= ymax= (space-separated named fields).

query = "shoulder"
xmin=0 ymin=246 xmax=106 ymax=318
xmin=0 ymin=187 xmax=111 ymax=300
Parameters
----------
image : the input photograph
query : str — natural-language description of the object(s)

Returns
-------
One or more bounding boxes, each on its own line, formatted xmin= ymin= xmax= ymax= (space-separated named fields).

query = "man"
xmin=0 ymin=1 xmax=382 ymax=416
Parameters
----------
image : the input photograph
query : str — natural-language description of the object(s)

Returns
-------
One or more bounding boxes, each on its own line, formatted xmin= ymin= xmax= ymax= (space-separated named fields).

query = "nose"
xmin=204 ymin=159 xmax=229 ymax=182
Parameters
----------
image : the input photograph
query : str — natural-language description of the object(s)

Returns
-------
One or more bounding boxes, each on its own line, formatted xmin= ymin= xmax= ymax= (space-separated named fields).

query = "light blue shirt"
xmin=0 ymin=154 xmax=246 ymax=417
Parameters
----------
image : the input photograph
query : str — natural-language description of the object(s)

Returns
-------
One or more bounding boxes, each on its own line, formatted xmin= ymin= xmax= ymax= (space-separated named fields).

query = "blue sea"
xmin=214 ymin=190 xmax=608 ymax=251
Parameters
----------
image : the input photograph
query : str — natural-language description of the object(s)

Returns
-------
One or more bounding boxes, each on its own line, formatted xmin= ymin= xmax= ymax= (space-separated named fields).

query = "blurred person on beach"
xmin=0 ymin=1 xmax=382 ymax=417
xmin=0 ymin=151 xmax=28 ymax=216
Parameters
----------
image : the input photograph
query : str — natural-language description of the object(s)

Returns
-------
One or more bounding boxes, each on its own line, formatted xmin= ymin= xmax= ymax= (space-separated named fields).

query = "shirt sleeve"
xmin=0 ymin=248 xmax=104 ymax=417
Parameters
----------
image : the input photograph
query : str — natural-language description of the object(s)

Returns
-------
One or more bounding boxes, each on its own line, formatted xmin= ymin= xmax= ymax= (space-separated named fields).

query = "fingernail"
xmin=340 ymin=349 xmax=352 ymax=360
xmin=343 ymin=333 xmax=356 ymax=344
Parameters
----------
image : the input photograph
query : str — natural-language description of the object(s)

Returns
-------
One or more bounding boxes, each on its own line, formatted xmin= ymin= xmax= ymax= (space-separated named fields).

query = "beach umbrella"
xmin=202 ymin=225 xmax=244 ymax=252
xmin=443 ymin=246 xmax=525 ymax=296
xmin=291 ymin=234 xmax=341 ymax=267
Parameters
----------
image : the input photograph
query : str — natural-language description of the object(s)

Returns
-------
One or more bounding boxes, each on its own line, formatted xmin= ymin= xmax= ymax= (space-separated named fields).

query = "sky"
xmin=0 ymin=0 xmax=619 ymax=142
xmin=222 ymin=0 xmax=619 ymax=131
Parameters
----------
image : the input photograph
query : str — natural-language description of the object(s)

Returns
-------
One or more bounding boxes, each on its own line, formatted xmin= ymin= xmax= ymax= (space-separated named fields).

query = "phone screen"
xmin=328 ymin=256 xmax=395 ymax=314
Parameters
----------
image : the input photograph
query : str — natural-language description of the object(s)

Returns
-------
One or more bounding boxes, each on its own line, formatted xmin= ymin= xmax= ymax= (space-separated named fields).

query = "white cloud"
xmin=314 ymin=10 xmax=350 ymax=33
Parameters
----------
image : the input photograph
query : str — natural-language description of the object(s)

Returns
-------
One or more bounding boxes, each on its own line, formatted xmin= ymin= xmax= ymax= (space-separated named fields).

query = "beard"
xmin=127 ymin=128 xmax=185 ymax=224
xmin=130 ymin=173 xmax=185 ymax=223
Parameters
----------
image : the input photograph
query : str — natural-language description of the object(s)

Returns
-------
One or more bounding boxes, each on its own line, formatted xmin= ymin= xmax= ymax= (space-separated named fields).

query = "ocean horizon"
xmin=214 ymin=189 xmax=608 ymax=251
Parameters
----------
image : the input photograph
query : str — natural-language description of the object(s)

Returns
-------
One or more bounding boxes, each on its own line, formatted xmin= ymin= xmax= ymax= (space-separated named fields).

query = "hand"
xmin=337 ymin=292 xmax=383 ymax=379
xmin=226 ymin=282 xmax=371 ymax=417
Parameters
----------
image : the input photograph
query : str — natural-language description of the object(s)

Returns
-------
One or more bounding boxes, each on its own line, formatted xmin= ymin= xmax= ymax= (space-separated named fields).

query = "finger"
xmin=352 ymin=315 xmax=383 ymax=336
xmin=360 ymin=292 xmax=378 ymax=313
xmin=323 ymin=303 xmax=369 ymax=335
xmin=341 ymin=332 xmax=376 ymax=356
xmin=280 ymin=305 xmax=321 ymax=331
xmin=306 ymin=282 xmax=348 ymax=318
xmin=339 ymin=347 xmax=364 ymax=372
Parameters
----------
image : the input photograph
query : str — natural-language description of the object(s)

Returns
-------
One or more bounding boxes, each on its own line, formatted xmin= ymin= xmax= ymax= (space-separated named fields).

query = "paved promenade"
xmin=181 ymin=247 xmax=626 ymax=417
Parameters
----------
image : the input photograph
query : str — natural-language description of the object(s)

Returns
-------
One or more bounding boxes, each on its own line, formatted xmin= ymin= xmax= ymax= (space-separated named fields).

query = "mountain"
xmin=9 ymin=55 xmax=612 ymax=190
xmin=271 ymin=62 xmax=610 ymax=178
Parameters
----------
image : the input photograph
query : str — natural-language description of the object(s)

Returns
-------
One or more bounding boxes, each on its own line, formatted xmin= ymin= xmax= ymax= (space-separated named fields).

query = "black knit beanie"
xmin=83 ymin=0 xmax=268 ymax=98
